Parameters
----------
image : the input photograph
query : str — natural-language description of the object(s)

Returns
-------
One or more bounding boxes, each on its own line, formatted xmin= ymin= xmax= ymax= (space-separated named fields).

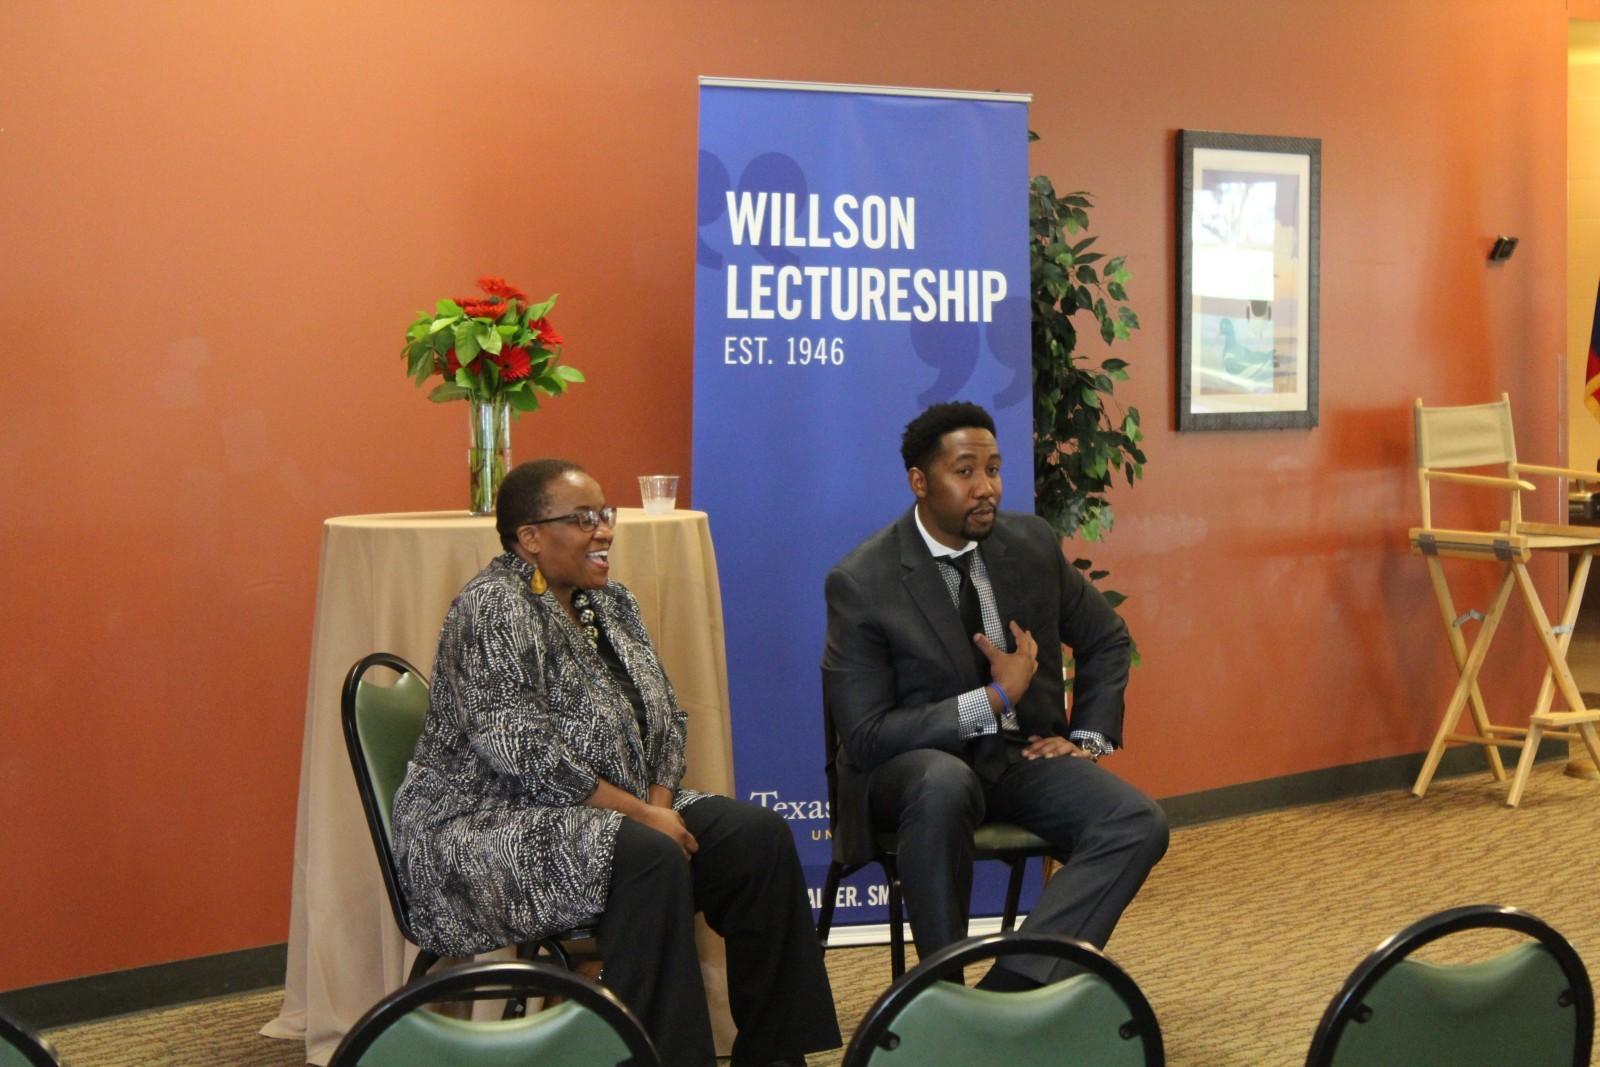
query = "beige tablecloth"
xmin=262 ymin=509 xmax=735 ymax=1064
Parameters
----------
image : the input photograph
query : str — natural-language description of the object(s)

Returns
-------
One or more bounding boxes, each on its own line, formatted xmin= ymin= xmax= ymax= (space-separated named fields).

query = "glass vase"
xmin=468 ymin=394 xmax=512 ymax=515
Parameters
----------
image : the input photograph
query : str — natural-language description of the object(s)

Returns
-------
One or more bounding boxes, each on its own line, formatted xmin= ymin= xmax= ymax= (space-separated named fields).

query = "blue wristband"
xmin=986 ymin=682 xmax=1014 ymax=726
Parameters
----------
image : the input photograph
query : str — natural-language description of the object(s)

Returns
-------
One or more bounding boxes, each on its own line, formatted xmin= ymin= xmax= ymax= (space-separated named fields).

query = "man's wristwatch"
xmin=1074 ymin=735 xmax=1114 ymax=761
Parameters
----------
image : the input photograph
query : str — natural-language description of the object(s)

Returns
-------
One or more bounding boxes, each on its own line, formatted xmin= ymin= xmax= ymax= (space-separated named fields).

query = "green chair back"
xmin=1308 ymin=905 xmax=1592 ymax=1067
xmin=354 ymin=669 xmax=430 ymax=842
xmin=844 ymin=933 xmax=1162 ymax=1067
xmin=357 ymin=999 xmax=632 ymax=1067
xmin=0 ymin=1046 xmax=36 ymax=1067
xmin=1327 ymin=944 xmax=1576 ymax=1067
xmin=864 ymin=974 xmax=1145 ymax=1066
xmin=341 ymin=652 xmax=434 ymax=952
xmin=328 ymin=960 xmax=660 ymax=1067
xmin=0 ymin=1011 xmax=62 ymax=1067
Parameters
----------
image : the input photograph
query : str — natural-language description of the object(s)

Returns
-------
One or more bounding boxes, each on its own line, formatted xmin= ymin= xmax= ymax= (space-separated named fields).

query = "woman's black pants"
xmin=599 ymin=795 xmax=841 ymax=1067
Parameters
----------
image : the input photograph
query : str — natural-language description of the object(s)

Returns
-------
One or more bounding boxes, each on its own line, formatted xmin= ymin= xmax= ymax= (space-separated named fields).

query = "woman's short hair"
xmin=495 ymin=459 xmax=584 ymax=549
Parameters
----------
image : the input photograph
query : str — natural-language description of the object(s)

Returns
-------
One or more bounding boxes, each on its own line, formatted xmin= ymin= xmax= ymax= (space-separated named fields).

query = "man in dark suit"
xmin=822 ymin=401 xmax=1167 ymax=989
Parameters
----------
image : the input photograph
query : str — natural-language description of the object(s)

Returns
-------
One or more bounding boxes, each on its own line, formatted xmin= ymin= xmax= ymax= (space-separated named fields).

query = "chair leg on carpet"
xmin=816 ymin=861 xmax=844 ymax=950
xmin=1001 ymin=858 xmax=1026 ymax=932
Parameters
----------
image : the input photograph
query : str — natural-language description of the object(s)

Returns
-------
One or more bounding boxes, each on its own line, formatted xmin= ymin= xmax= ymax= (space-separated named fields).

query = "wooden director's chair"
xmin=1409 ymin=395 xmax=1600 ymax=806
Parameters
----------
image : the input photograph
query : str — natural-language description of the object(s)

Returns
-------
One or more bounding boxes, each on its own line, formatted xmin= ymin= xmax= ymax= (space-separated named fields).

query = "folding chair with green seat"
xmin=0 ymin=1010 xmax=62 ymax=1067
xmin=341 ymin=653 xmax=597 ymax=1009
xmin=814 ymin=694 xmax=1059 ymax=978
xmin=842 ymin=932 xmax=1162 ymax=1067
xmin=1306 ymin=904 xmax=1593 ymax=1067
xmin=327 ymin=959 xmax=660 ymax=1067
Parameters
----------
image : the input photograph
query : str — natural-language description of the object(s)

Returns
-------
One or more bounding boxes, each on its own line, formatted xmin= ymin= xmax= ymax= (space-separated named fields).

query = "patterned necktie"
xmin=941 ymin=552 xmax=990 ymax=681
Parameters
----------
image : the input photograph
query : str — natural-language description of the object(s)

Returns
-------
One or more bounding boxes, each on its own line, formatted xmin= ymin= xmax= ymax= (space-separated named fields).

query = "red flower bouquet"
xmin=402 ymin=276 xmax=580 ymax=410
xmin=401 ymin=276 xmax=581 ymax=514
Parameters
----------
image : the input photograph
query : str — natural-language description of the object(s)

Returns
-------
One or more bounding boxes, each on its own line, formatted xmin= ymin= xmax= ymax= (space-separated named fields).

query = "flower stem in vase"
xmin=468 ymin=394 xmax=512 ymax=515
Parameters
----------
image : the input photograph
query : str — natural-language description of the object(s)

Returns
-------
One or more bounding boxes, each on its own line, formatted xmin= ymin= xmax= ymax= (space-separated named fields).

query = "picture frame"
xmin=1177 ymin=130 xmax=1320 ymax=431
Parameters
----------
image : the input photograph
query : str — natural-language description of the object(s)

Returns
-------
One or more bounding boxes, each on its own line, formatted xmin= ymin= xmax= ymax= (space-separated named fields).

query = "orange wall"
xmin=0 ymin=1 xmax=1570 ymax=988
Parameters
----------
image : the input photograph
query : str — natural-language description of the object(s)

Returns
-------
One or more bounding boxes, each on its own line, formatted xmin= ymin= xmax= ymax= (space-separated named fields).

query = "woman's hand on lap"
xmin=636 ymin=805 xmax=699 ymax=858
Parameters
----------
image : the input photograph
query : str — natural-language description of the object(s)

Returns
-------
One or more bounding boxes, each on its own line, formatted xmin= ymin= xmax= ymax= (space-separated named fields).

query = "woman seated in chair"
xmin=391 ymin=459 xmax=839 ymax=1067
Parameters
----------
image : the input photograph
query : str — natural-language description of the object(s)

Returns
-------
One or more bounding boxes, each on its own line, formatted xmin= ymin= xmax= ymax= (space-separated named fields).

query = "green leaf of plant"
xmin=477 ymin=323 xmax=503 ymax=355
xmin=1029 ymin=145 xmax=1144 ymax=630
xmin=554 ymin=365 xmax=585 ymax=382
xmin=428 ymin=315 xmax=459 ymax=335
xmin=454 ymin=321 xmax=481 ymax=363
xmin=428 ymin=382 xmax=470 ymax=403
xmin=508 ymin=386 xmax=541 ymax=412
xmin=524 ymin=294 xmax=557 ymax=320
xmin=437 ymin=299 xmax=463 ymax=317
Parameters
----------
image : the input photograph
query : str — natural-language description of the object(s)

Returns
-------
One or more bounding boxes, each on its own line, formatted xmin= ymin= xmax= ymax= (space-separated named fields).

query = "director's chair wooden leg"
xmin=1424 ymin=556 xmax=1506 ymax=780
xmin=1528 ymin=549 xmax=1594 ymax=719
xmin=1507 ymin=721 xmax=1544 ymax=808
xmin=1415 ymin=566 xmax=1517 ymax=798
xmin=1509 ymin=559 xmax=1600 ymax=807
xmin=1578 ymin=721 xmax=1600 ymax=771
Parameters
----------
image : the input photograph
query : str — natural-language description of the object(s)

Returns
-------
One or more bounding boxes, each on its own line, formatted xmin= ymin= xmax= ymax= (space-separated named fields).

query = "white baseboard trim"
xmin=820 ymin=915 xmax=1020 ymax=948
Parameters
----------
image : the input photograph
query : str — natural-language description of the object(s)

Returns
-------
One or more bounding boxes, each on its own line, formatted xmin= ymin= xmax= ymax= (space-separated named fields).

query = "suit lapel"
xmin=895 ymin=510 xmax=979 ymax=683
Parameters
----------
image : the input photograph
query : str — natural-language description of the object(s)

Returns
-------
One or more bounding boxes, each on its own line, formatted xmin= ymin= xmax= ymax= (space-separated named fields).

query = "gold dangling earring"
xmin=530 ymin=560 xmax=548 ymax=595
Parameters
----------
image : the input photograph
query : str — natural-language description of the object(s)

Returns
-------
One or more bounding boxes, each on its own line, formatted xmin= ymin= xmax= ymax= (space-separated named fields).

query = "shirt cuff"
xmin=956 ymin=687 xmax=998 ymax=739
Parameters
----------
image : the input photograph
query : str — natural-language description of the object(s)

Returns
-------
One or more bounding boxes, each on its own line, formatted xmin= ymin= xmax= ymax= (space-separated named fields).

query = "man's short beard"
xmin=961 ymin=519 xmax=995 ymax=541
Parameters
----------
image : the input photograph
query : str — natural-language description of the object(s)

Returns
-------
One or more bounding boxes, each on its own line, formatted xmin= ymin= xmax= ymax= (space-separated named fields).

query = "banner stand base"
xmin=820 ymin=915 xmax=1018 ymax=949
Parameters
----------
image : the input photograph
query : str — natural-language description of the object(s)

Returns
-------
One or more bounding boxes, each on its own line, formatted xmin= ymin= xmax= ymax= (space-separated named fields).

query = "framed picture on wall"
xmin=1177 ymin=130 xmax=1321 ymax=431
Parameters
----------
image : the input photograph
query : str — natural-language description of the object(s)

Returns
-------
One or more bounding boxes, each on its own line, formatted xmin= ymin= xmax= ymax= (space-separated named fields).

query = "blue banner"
xmin=692 ymin=81 xmax=1033 ymax=928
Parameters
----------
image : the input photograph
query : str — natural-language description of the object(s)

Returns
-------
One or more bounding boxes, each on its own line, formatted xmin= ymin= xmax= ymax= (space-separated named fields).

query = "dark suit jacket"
xmin=821 ymin=508 xmax=1131 ymax=864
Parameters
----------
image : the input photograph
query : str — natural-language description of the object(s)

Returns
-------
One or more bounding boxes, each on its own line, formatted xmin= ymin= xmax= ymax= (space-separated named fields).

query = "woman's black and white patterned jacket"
xmin=392 ymin=551 xmax=707 ymax=956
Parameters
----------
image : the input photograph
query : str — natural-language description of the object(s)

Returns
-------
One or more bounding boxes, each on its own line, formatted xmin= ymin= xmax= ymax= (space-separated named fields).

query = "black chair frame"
xmin=0 ymin=1010 xmax=63 ymax=1067
xmin=341 ymin=652 xmax=596 ymax=1014
xmin=327 ymin=959 xmax=661 ymax=1067
xmin=843 ymin=932 xmax=1164 ymax=1067
xmin=1305 ymin=903 xmax=1594 ymax=1067
xmin=814 ymin=697 xmax=1057 ymax=976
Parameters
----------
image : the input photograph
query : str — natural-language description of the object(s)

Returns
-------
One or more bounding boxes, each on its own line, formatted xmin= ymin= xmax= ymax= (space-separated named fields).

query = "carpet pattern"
xmin=42 ymin=762 xmax=1600 ymax=1065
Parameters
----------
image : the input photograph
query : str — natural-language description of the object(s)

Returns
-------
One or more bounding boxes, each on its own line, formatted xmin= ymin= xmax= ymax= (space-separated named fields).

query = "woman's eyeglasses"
xmin=522 ymin=505 xmax=618 ymax=533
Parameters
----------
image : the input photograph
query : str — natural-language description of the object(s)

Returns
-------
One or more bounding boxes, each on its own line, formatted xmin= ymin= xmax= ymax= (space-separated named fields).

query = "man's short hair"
xmin=495 ymin=459 xmax=584 ymax=550
xmin=900 ymin=402 xmax=997 ymax=471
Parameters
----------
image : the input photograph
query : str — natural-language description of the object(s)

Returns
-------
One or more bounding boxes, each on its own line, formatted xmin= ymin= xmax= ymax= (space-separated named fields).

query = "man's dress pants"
xmin=867 ymin=745 xmax=1169 ymax=984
